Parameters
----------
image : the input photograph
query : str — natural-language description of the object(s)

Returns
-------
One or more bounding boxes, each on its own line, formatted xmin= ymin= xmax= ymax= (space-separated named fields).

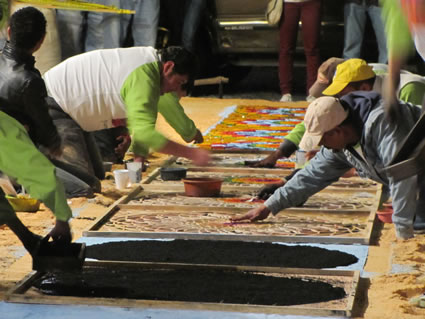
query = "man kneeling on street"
xmin=232 ymin=91 xmax=424 ymax=240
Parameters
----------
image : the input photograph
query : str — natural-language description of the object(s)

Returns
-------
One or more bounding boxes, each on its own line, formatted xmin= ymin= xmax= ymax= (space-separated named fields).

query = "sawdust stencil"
xmin=84 ymin=199 xmax=378 ymax=244
xmin=85 ymin=145 xmax=381 ymax=244
xmin=6 ymin=262 xmax=360 ymax=317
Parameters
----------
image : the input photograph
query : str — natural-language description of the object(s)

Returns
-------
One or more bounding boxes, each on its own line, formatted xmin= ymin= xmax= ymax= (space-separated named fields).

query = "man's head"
xmin=8 ymin=7 xmax=46 ymax=53
xmin=309 ymin=57 xmax=344 ymax=98
xmin=160 ymin=46 xmax=199 ymax=94
xmin=299 ymin=96 xmax=355 ymax=152
xmin=322 ymin=59 xmax=375 ymax=97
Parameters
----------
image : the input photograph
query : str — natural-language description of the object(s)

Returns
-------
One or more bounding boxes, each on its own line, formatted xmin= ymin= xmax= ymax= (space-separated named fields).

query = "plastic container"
xmin=377 ymin=207 xmax=393 ymax=223
xmin=160 ymin=167 xmax=187 ymax=181
xmin=6 ymin=195 xmax=41 ymax=212
xmin=126 ymin=162 xmax=142 ymax=183
xmin=182 ymin=178 xmax=223 ymax=197
xmin=113 ymin=169 xmax=130 ymax=190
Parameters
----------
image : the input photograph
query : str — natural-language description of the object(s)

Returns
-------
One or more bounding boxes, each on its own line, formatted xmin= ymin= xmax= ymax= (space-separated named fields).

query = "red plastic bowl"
xmin=377 ymin=207 xmax=393 ymax=223
xmin=182 ymin=178 xmax=223 ymax=197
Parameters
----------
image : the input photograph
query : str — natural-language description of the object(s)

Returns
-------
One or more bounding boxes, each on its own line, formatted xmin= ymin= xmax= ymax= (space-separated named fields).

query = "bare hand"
xmin=191 ymin=129 xmax=204 ymax=144
xmin=384 ymin=96 xmax=402 ymax=125
xmin=115 ymin=134 xmax=131 ymax=158
xmin=383 ymin=76 xmax=401 ymax=125
xmin=342 ymin=168 xmax=358 ymax=178
xmin=134 ymin=155 xmax=149 ymax=172
xmin=191 ymin=148 xmax=211 ymax=166
xmin=48 ymin=220 xmax=72 ymax=244
xmin=257 ymin=182 xmax=284 ymax=200
xmin=230 ymin=204 xmax=271 ymax=222
xmin=245 ymin=151 xmax=280 ymax=168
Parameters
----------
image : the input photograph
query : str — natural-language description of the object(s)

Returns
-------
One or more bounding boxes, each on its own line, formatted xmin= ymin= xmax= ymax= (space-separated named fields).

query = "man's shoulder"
xmin=0 ymin=56 xmax=43 ymax=90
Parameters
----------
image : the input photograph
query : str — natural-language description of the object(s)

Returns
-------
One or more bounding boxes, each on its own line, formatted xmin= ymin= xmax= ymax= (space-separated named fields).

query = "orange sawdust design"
xmin=198 ymin=105 xmax=306 ymax=150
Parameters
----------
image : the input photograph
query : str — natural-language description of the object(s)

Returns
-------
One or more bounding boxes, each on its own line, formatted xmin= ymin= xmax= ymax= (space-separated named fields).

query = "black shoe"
xmin=413 ymin=217 xmax=425 ymax=233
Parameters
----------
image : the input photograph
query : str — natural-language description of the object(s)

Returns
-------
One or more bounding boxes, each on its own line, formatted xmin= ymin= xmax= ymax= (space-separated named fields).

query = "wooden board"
xmin=5 ymin=262 xmax=360 ymax=317
xmin=84 ymin=203 xmax=378 ymax=244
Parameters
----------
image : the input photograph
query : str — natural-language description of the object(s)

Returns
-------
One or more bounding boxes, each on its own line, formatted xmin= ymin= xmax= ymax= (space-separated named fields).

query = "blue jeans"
xmin=343 ymin=3 xmax=388 ymax=63
xmin=55 ymin=10 xmax=85 ymax=59
xmin=182 ymin=0 xmax=207 ymax=53
xmin=85 ymin=0 xmax=123 ymax=51
xmin=121 ymin=0 xmax=159 ymax=47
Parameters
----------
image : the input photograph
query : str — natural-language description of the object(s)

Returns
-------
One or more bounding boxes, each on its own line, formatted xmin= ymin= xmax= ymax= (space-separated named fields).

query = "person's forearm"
xmin=158 ymin=139 xmax=194 ymax=158
xmin=278 ymin=139 xmax=298 ymax=157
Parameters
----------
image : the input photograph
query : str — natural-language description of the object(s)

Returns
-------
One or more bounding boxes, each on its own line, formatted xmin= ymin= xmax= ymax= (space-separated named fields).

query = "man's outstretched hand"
xmin=245 ymin=151 xmax=281 ymax=168
xmin=48 ymin=220 xmax=72 ymax=245
xmin=257 ymin=182 xmax=284 ymax=200
xmin=230 ymin=204 xmax=272 ymax=222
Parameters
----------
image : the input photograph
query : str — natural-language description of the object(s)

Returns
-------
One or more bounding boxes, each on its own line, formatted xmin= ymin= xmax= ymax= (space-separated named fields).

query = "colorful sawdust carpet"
xmin=199 ymin=105 xmax=306 ymax=152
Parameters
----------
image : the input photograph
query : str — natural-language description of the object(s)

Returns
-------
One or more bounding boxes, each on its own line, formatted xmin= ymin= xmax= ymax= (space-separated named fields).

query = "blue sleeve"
xmin=265 ymin=148 xmax=352 ymax=214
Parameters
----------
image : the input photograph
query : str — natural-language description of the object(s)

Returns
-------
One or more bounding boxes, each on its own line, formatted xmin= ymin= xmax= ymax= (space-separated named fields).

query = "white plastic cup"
xmin=295 ymin=150 xmax=307 ymax=169
xmin=113 ymin=169 xmax=130 ymax=190
xmin=126 ymin=162 xmax=142 ymax=183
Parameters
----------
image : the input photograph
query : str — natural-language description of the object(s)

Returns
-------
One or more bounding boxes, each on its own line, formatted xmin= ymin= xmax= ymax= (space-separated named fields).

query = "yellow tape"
xmin=15 ymin=0 xmax=135 ymax=14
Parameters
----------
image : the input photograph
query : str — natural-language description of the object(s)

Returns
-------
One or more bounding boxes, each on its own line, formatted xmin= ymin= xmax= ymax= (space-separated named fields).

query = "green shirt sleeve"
xmin=121 ymin=62 xmax=168 ymax=157
xmin=380 ymin=0 xmax=415 ymax=58
xmin=284 ymin=121 xmax=306 ymax=147
xmin=0 ymin=112 xmax=71 ymax=222
xmin=0 ymin=0 xmax=8 ymax=30
xmin=158 ymin=92 xmax=197 ymax=142
xmin=399 ymin=82 xmax=425 ymax=106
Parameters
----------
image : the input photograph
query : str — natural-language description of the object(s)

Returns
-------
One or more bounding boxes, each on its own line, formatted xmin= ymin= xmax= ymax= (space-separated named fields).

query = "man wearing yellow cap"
xmin=249 ymin=58 xmax=425 ymax=168
xmin=233 ymin=91 xmax=423 ymax=240
xmin=322 ymin=58 xmax=425 ymax=104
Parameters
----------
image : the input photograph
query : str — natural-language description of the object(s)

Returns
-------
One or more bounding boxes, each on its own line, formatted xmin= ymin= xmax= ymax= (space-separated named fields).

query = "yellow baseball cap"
xmin=322 ymin=59 xmax=375 ymax=96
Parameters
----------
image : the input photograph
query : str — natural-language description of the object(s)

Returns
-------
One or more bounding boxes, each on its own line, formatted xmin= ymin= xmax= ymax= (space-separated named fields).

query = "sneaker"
xmin=280 ymin=93 xmax=292 ymax=102
xmin=395 ymin=225 xmax=414 ymax=240
xmin=413 ymin=217 xmax=425 ymax=233
xmin=306 ymin=95 xmax=316 ymax=103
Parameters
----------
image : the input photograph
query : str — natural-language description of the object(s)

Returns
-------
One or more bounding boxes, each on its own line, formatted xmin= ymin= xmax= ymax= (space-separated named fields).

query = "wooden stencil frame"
xmin=5 ymin=261 xmax=360 ymax=318
xmin=83 ymin=192 xmax=380 ymax=244
xmin=91 ymin=149 xmax=382 ymax=244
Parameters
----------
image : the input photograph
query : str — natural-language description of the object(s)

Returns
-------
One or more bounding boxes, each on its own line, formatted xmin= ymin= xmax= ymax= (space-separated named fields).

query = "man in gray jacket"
xmin=232 ymin=91 xmax=423 ymax=240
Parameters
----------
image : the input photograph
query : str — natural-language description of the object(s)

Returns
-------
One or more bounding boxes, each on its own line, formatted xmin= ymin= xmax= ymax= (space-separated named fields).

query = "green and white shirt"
xmin=44 ymin=47 xmax=197 ymax=156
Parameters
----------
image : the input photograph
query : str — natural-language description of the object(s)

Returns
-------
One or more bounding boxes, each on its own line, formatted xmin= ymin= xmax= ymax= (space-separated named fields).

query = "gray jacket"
xmin=265 ymin=92 xmax=422 ymax=230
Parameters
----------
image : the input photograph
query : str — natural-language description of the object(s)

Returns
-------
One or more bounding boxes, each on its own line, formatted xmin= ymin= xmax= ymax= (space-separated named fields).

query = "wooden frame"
xmin=83 ymin=193 xmax=380 ymax=244
xmin=5 ymin=261 xmax=360 ymax=317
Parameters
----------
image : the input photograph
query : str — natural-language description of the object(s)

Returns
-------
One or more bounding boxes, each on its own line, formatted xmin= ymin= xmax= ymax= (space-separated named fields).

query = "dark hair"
xmin=160 ymin=46 xmax=199 ymax=80
xmin=181 ymin=77 xmax=195 ymax=95
xmin=347 ymin=76 xmax=376 ymax=90
xmin=9 ymin=7 xmax=46 ymax=51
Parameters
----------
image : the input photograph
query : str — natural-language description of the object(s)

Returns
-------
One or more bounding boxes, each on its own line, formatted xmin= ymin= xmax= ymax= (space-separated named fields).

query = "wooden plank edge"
xmin=4 ymin=293 xmax=349 ymax=317
xmin=84 ymin=186 xmax=142 ymax=231
xmin=345 ymin=270 xmax=361 ymax=317
xmin=5 ymin=271 xmax=42 ymax=297
xmin=82 ymin=231 xmax=369 ymax=244
xmin=117 ymin=203 xmax=372 ymax=214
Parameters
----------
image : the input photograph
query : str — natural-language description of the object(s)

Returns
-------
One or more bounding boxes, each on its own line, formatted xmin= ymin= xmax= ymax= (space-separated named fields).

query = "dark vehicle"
xmin=159 ymin=0 xmax=422 ymax=77
xmin=160 ymin=0 xmax=345 ymax=73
